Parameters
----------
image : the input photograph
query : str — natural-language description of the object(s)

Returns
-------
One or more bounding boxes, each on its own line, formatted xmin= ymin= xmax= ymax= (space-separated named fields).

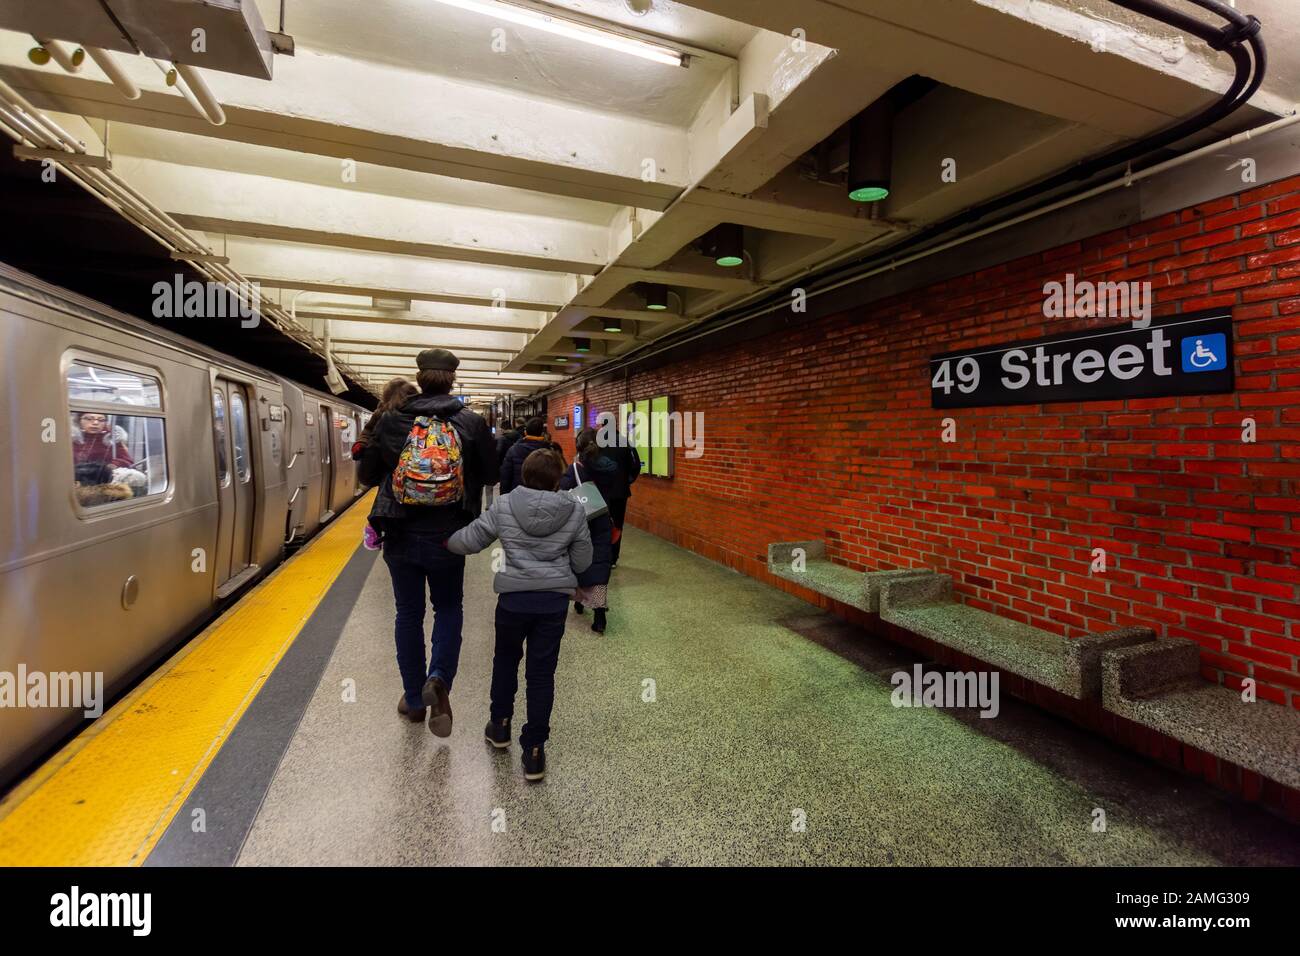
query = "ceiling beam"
xmin=250 ymin=277 xmax=560 ymax=313
xmin=299 ymin=308 xmax=542 ymax=334
xmin=330 ymin=338 xmax=517 ymax=356
xmin=0 ymin=36 xmax=689 ymax=208
xmin=172 ymin=215 xmax=606 ymax=276
xmin=109 ymin=155 xmax=609 ymax=276
xmin=228 ymin=238 xmax=574 ymax=310
xmin=313 ymin=322 xmax=527 ymax=351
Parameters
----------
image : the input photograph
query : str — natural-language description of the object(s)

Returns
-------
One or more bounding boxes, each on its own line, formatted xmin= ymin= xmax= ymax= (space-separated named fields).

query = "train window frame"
xmin=320 ymin=410 xmax=331 ymax=466
xmin=229 ymin=389 xmax=252 ymax=485
xmin=336 ymin=412 xmax=357 ymax=459
xmin=212 ymin=388 xmax=231 ymax=488
xmin=62 ymin=350 xmax=171 ymax=518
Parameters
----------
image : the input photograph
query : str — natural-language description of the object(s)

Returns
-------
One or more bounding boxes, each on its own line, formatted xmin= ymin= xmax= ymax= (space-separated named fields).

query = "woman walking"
xmin=559 ymin=429 xmax=616 ymax=633
xmin=603 ymin=422 xmax=640 ymax=568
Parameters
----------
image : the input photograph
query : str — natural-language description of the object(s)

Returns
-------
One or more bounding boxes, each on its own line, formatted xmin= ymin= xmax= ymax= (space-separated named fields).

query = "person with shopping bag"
xmin=558 ymin=428 xmax=617 ymax=633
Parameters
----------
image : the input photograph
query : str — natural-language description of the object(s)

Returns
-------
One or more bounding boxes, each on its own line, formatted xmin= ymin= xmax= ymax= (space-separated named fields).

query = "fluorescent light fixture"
xmin=429 ymin=0 xmax=686 ymax=67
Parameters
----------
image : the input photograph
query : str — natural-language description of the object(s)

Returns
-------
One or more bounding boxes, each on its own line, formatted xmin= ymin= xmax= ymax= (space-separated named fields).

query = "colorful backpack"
xmin=392 ymin=415 xmax=464 ymax=506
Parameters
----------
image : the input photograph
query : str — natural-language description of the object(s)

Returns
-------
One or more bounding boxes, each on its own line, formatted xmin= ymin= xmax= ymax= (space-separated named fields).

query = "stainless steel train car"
xmin=0 ymin=265 xmax=370 ymax=784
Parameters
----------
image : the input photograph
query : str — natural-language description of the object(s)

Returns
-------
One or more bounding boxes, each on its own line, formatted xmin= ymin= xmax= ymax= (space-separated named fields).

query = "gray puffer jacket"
xmin=447 ymin=486 xmax=592 ymax=594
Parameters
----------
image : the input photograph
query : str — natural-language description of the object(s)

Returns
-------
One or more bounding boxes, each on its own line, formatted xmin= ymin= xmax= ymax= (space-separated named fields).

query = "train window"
xmin=338 ymin=414 xmax=357 ymax=457
xmin=70 ymin=411 xmax=167 ymax=508
xmin=230 ymin=392 xmax=252 ymax=484
xmin=212 ymin=390 xmax=230 ymax=486
xmin=68 ymin=360 xmax=167 ymax=510
xmin=67 ymin=361 xmax=162 ymax=409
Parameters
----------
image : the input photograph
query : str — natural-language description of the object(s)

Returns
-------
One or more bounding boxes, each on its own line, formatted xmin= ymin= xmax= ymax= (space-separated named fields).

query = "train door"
xmin=213 ymin=378 xmax=257 ymax=593
xmin=317 ymin=402 xmax=335 ymax=521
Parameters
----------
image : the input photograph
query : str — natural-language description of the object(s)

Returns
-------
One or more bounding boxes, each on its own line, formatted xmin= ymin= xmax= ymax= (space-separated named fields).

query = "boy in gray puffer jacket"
xmin=447 ymin=448 xmax=591 ymax=782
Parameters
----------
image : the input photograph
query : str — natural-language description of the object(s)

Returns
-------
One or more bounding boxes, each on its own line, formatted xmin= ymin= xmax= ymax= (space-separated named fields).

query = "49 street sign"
xmin=929 ymin=309 xmax=1234 ymax=409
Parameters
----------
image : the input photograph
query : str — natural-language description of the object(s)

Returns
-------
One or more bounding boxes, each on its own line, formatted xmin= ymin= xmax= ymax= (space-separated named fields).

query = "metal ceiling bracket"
xmin=13 ymin=145 xmax=111 ymax=169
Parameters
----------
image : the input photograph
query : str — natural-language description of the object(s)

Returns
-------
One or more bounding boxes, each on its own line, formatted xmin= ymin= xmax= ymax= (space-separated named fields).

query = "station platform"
xmin=2 ymin=496 xmax=1297 ymax=867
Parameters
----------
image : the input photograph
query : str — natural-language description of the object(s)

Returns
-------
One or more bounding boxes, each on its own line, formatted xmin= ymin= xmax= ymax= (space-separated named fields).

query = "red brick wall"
xmin=551 ymin=174 xmax=1300 ymax=709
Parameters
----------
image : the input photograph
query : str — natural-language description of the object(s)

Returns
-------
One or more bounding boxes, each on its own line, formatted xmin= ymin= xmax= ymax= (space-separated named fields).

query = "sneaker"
xmin=573 ymin=601 xmax=585 ymax=615
xmin=484 ymin=716 xmax=511 ymax=749
xmin=421 ymin=676 xmax=453 ymax=737
xmin=362 ymin=524 xmax=382 ymax=551
xmin=592 ymin=608 xmax=607 ymax=634
xmin=522 ymin=744 xmax=546 ymax=782
xmin=397 ymin=696 xmax=426 ymax=722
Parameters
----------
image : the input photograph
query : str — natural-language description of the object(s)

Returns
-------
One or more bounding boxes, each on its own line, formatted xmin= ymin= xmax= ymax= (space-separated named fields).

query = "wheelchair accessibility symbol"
xmin=1181 ymin=332 xmax=1227 ymax=373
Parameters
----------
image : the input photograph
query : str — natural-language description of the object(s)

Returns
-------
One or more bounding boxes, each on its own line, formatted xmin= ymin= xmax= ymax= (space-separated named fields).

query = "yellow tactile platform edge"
xmin=0 ymin=491 xmax=374 ymax=866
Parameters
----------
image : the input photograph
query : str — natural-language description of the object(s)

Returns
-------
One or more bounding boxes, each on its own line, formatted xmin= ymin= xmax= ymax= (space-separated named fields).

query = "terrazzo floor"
xmin=237 ymin=527 xmax=1300 ymax=866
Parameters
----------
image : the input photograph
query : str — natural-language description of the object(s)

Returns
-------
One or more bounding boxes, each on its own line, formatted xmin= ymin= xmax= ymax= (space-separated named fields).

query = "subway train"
xmin=0 ymin=264 xmax=371 ymax=785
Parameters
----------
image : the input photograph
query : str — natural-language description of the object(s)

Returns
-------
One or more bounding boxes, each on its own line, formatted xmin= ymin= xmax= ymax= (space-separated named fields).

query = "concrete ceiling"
xmin=0 ymin=0 xmax=1295 ymax=401
xmin=1046 ymin=0 xmax=1300 ymax=103
xmin=248 ymin=0 xmax=755 ymax=126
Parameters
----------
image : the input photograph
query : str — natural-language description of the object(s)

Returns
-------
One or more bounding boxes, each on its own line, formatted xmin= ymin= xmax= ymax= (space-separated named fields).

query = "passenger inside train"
xmin=68 ymin=362 xmax=166 ymax=506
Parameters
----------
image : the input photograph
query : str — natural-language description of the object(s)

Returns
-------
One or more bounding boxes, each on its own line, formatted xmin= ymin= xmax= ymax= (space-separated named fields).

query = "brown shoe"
xmin=421 ymin=676 xmax=453 ymax=737
xmin=398 ymin=696 xmax=426 ymax=722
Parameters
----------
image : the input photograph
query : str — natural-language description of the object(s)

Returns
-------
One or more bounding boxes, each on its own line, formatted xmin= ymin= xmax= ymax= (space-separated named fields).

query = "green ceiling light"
xmin=849 ymin=185 xmax=890 ymax=202
xmin=847 ymin=97 xmax=893 ymax=204
xmin=602 ymin=317 xmax=623 ymax=333
xmin=702 ymin=222 xmax=744 ymax=268
xmin=574 ymin=337 xmax=592 ymax=353
xmin=644 ymin=283 xmax=669 ymax=310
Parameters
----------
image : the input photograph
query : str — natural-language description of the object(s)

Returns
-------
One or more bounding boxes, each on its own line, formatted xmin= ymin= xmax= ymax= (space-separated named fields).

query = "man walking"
xmin=356 ymin=348 xmax=496 ymax=736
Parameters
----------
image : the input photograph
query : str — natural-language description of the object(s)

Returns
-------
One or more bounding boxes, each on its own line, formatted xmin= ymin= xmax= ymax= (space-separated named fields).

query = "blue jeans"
xmin=381 ymin=528 xmax=466 ymax=711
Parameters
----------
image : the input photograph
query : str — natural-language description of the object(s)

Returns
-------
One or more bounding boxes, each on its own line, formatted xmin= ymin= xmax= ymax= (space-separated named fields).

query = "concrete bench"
xmin=878 ymin=574 xmax=1156 ymax=700
xmin=1103 ymin=639 xmax=1300 ymax=790
xmin=766 ymin=541 xmax=936 ymax=613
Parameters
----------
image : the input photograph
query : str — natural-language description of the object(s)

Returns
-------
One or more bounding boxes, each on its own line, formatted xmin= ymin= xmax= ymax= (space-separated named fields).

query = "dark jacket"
xmin=357 ymin=392 xmax=496 ymax=534
xmin=447 ymin=486 xmax=592 ymax=593
xmin=350 ymin=411 xmax=381 ymax=459
xmin=499 ymin=435 xmax=560 ymax=494
xmin=494 ymin=427 xmax=522 ymax=462
xmin=559 ymin=456 xmax=615 ymax=587
xmin=603 ymin=443 xmax=641 ymax=500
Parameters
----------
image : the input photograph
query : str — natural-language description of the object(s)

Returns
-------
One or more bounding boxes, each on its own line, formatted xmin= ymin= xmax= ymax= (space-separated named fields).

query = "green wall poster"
xmin=650 ymin=395 xmax=673 ymax=477
xmin=616 ymin=397 xmax=674 ymax=478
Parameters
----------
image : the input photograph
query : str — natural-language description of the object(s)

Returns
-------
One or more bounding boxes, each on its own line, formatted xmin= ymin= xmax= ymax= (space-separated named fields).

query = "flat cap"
xmin=416 ymin=348 xmax=459 ymax=371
